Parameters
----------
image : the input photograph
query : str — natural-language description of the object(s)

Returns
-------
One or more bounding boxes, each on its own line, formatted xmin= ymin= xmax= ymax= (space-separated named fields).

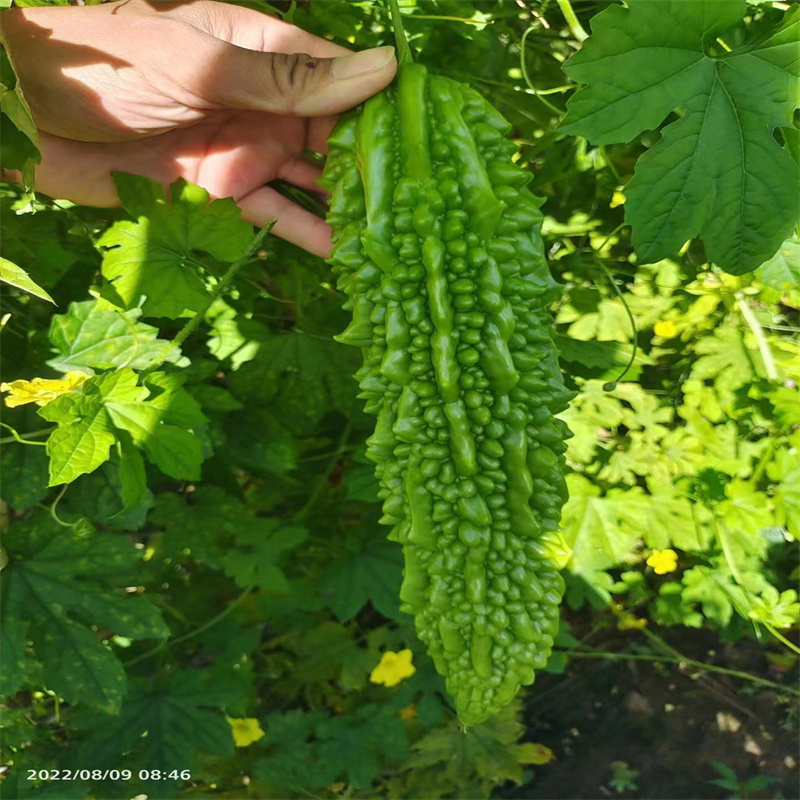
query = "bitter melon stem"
xmin=388 ymin=0 xmax=413 ymax=66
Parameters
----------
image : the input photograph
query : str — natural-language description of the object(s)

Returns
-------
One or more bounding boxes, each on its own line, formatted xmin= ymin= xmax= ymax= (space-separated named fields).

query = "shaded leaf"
xmin=2 ymin=515 xmax=168 ymax=711
xmin=221 ymin=522 xmax=307 ymax=592
xmin=318 ymin=531 xmax=403 ymax=621
xmin=228 ymin=331 xmax=365 ymax=435
xmin=47 ymin=300 xmax=188 ymax=372
xmin=76 ymin=671 xmax=236 ymax=774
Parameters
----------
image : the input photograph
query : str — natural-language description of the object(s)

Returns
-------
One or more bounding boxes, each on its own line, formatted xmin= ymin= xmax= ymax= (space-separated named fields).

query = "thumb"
xmin=209 ymin=45 xmax=397 ymax=116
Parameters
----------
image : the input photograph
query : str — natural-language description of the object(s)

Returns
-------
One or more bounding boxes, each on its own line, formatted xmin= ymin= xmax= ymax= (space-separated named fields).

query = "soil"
xmin=498 ymin=627 xmax=799 ymax=800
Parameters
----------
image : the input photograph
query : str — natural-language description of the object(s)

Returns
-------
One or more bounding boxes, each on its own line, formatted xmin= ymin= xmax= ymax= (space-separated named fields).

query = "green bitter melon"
xmin=320 ymin=24 xmax=574 ymax=727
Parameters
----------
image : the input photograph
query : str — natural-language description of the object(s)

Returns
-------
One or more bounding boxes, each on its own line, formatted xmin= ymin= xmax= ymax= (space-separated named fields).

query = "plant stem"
xmin=644 ymin=626 xmax=800 ymax=690
xmin=0 ymin=422 xmax=50 ymax=446
xmin=715 ymin=517 xmax=744 ymax=585
xmin=47 ymin=484 xmax=80 ymax=529
xmin=124 ymin=588 xmax=252 ymax=667
xmin=556 ymin=646 xmax=799 ymax=696
xmin=293 ymin=421 xmax=353 ymax=522
xmin=556 ymin=0 xmax=589 ymax=42
xmin=520 ymin=26 xmax=564 ymax=115
xmin=736 ymin=294 xmax=778 ymax=380
xmin=403 ymin=14 xmax=484 ymax=26
xmin=388 ymin=0 xmax=413 ymax=66
xmin=143 ymin=221 xmax=275 ymax=376
xmin=764 ymin=623 xmax=800 ymax=656
xmin=594 ymin=252 xmax=638 ymax=388
xmin=709 ymin=517 xmax=799 ymax=657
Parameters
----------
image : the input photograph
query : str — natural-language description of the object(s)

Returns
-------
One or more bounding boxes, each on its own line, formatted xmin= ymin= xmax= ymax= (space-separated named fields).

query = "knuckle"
xmin=268 ymin=52 xmax=331 ymax=109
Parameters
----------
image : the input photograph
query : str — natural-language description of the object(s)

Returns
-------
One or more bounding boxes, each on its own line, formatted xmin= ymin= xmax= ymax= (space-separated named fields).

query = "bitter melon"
xmin=321 ymin=20 xmax=573 ymax=726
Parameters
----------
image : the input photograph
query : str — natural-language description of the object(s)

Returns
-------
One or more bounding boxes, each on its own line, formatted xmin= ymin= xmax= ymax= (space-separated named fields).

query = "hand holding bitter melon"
xmin=321 ymin=2 xmax=574 ymax=726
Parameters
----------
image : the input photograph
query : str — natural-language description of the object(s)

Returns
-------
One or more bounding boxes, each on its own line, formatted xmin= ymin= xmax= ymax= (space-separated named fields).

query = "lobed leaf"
xmin=562 ymin=0 xmax=800 ymax=273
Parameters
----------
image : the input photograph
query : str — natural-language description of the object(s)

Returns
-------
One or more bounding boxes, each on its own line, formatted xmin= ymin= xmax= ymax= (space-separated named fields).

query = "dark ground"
xmin=498 ymin=628 xmax=799 ymax=800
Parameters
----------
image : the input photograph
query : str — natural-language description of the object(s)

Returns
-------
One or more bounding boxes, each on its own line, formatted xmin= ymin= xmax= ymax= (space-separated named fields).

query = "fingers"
xmin=307 ymin=115 xmax=339 ymax=156
xmin=157 ymin=2 xmax=396 ymax=117
xmin=278 ymin=157 xmax=326 ymax=195
xmin=203 ymin=43 xmax=396 ymax=117
xmin=236 ymin=185 xmax=333 ymax=258
xmin=168 ymin=0 xmax=351 ymax=58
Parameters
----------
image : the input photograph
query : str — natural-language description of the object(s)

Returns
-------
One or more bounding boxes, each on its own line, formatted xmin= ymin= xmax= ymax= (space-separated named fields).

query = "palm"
xmin=2 ymin=0 xmax=395 ymax=256
xmin=37 ymin=109 xmax=334 ymax=255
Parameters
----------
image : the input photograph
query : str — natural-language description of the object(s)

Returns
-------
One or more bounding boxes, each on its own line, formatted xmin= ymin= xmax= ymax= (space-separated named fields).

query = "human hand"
xmin=0 ymin=0 xmax=396 ymax=256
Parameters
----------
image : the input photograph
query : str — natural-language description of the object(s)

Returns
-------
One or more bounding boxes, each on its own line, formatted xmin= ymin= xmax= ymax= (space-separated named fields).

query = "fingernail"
xmin=332 ymin=45 xmax=396 ymax=80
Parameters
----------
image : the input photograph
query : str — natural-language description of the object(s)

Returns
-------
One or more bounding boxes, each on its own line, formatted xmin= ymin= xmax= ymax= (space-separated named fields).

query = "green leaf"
xmin=315 ymin=704 xmax=409 ymax=790
xmin=0 ymin=257 xmax=55 ymax=303
xmin=39 ymin=376 xmax=119 ymax=486
xmin=118 ymin=440 xmax=149 ymax=517
xmin=555 ymin=334 xmax=636 ymax=370
xmin=221 ymin=521 xmax=307 ymax=591
xmin=344 ymin=462 xmax=380 ymax=503
xmin=151 ymin=486 xmax=241 ymax=565
xmin=39 ymin=369 xmax=206 ymax=485
xmin=47 ymin=300 xmax=188 ymax=372
xmin=641 ymin=483 xmax=707 ymax=552
xmin=266 ymin=621 xmax=370 ymax=698
xmin=0 ymin=610 xmax=29 ymax=697
xmin=189 ymin=384 xmax=244 ymax=413
xmin=767 ymin=446 xmax=800 ymax=538
xmin=562 ymin=0 xmax=800 ymax=273
xmin=254 ymin=710 xmax=337 ymax=792
xmin=565 ymin=298 xmax=632 ymax=343
xmin=96 ymin=174 xmax=253 ymax=318
xmin=2 ymin=515 xmax=168 ymax=711
xmin=560 ymin=379 xmax=626 ymax=464
xmin=717 ymin=479 xmax=773 ymax=561
xmin=757 ymin=235 xmax=800 ymax=291
xmin=221 ymin=407 xmax=297 ymax=474
xmin=768 ymin=386 xmax=800 ymax=429
xmin=206 ymin=298 xmax=269 ymax=367
xmin=600 ymin=429 xmax=704 ymax=485
xmin=408 ymin=701 xmax=527 ymax=787
xmin=690 ymin=326 xmax=762 ymax=402
xmin=153 ymin=487 xmax=304 ymax=585
xmin=748 ymin=587 xmax=799 ymax=629
xmin=0 ymin=443 xmax=49 ymax=511
xmin=679 ymin=564 xmax=777 ymax=627
xmin=680 ymin=566 xmax=740 ymax=627
xmin=66 ymin=454 xmax=154 ymax=531
xmin=0 ymin=47 xmax=40 ymax=178
xmin=654 ymin=580 xmax=704 ymax=628
xmin=228 ymin=331 xmax=365 ymax=435
xmin=318 ymin=530 xmax=403 ymax=622
xmin=76 ymin=671 xmax=235 ymax=773
xmin=561 ymin=474 xmax=647 ymax=572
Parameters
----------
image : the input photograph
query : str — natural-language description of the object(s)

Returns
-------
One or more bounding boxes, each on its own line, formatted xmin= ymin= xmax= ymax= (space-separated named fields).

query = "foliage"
xmin=1 ymin=0 xmax=798 ymax=798
xmin=708 ymin=760 xmax=779 ymax=799
xmin=561 ymin=0 xmax=800 ymax=274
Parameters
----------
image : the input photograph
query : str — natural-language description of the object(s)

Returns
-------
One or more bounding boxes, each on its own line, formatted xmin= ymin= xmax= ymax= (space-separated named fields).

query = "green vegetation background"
xmin=1 ymin=1 xmax=798 ymax=798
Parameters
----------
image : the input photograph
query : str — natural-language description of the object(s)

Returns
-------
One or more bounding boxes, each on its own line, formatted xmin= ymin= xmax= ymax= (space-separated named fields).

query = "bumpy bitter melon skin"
xmin=321 ymin=62 xmax=574 ymax=726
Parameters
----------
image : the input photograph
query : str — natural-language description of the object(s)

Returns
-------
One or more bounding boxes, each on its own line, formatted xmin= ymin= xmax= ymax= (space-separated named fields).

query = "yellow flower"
xmin=399 ymin=704 xmax=418 ymax=721
xmin=515 ymin=742 xmax=555 ymax=765
xmin=610 ymin=190 xmax=627 ymax=208
xmin=646 ymin=549 xmax=678 ymax=575
xmin=226 ymin=717 xmax=265 ymax=747
xmin=369 ymin=649 xmax=416 ymax=687
xmin=653 ymin=320 xmax=678 ymax=338
xmin=1 ymin=370 xmax=89 ymax=407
